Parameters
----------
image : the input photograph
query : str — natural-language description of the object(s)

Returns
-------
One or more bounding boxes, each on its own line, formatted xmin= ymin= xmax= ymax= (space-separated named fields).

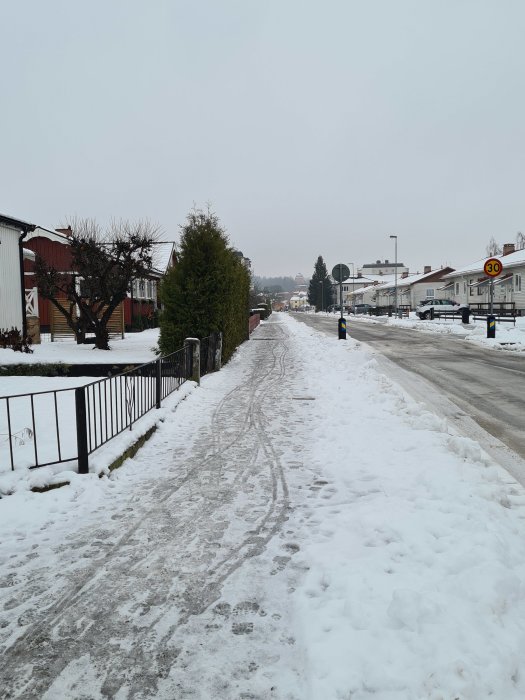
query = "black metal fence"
xmin=0 ymin=385 xmax=80 ymax=471
xmin=76 ymin=346 xmax=190 ymax=472
xmin=1 ymin=334 xmax=221 ymax=474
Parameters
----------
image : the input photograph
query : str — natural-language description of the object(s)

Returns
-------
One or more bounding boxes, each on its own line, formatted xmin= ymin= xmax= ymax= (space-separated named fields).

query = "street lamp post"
xmin=319 ymin=280 xmax=324 ymax=312
xmin=348 ymin=262 xmax=355 ymax=313
xmin=390 ymin=235 xmax=398 ymax=317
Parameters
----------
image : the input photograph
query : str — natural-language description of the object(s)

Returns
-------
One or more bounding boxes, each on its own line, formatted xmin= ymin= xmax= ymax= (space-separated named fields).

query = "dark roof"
xmin=0 ymin=213 xmax=36 ymax=233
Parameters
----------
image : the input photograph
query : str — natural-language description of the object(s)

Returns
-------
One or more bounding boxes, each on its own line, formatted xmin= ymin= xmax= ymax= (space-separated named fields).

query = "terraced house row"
xmin=334 ymin=244 xmax=525 ymax=315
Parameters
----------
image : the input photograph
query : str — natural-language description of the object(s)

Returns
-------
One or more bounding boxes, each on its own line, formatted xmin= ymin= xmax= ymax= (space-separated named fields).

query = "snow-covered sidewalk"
xmin=2 ymin=314 xmax=525 ymax=699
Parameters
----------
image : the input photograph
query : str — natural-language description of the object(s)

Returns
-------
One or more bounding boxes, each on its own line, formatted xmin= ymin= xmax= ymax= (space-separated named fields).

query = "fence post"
xmin=186 ymin=338 xmax=200 ymax=385
xmin=214 ymin=332 xmax=223 ymax=371
xmin=75 ymin=387 xmax=89 ymax=474
xmin=156 ymin=358 xmax=162 ymax=409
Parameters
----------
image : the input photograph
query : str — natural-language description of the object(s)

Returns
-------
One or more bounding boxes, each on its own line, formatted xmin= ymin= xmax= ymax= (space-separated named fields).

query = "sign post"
xmin=483 ymin=257 xmax=503 ymax=338
xmin=332 ymin=264 xmax=350 ymax=339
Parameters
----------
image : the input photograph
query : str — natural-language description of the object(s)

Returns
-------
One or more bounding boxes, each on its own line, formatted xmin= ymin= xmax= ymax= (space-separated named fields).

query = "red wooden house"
xmin=23 ymin=227 xmax=176 ymax=333
xmin=23 ymin=227 xmax=73 ymax=332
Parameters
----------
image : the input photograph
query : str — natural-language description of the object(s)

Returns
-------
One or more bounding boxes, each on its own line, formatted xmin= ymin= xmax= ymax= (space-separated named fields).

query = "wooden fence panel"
xmin=50 ymin=299 xmax=125 ymax=341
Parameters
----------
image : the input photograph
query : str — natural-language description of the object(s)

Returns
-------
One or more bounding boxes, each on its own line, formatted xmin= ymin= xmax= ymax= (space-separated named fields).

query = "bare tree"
xmin=516 ymin=231 xmax=525 ymax=250
xmin=485 ymin=236 xmax=502 ymax=257
xmin=35 ymin=218 xmax=160 ymax=349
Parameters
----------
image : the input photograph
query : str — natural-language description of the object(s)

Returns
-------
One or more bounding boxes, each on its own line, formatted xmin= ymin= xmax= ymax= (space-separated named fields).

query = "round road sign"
xmin=332 ymin=264 xmax=350 ymax=282
xmin=484 ymin=258 xmax=503 ymax=277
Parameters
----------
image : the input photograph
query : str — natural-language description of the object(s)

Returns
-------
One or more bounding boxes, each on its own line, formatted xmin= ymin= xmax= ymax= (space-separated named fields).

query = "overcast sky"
xmin=2 ymin=1 xmax=524 ymax=278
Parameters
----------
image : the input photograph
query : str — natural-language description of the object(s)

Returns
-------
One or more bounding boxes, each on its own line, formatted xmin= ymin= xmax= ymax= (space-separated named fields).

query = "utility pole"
xmin=390 ymin=235 xmax=398 ymax=317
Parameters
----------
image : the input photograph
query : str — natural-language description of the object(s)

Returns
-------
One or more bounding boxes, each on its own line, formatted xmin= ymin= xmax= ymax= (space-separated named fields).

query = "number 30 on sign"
xmin=484 ymin=258 xmax=503 ymax=277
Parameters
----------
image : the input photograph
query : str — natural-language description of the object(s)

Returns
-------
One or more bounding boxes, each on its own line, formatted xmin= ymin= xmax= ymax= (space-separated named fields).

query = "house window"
xmin=515 ymin=274 xmax=522 ymax=292
xmin=469 ymin=279 xmax=474 ymax=296
xmin=463 ymin=281 xmax=467 ymax=294
xmin=455 ymin=282 xmax=460 ymax=295
xmin=425 ymin=289 xmax=435 ymax=298
xmin=132 ymin=279 xmax=150 ymax=299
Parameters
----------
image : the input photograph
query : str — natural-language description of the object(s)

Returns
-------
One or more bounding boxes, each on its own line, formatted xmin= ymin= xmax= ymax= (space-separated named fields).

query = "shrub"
xmin=0 ymin=328 xmax=33 ymax=353
xmin=159 ymin=208 xmax=250 ymax=363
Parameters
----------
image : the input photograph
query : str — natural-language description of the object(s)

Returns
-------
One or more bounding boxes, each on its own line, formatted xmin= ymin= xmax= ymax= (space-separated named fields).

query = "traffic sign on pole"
xmin=483 ymin=258 xmax=502 ymax=336
xmin=331 ymin=264 xmax=350 ymax=282
xmin=332 ymin=263 xmax=348 ymax=336
xmin=484 ymin=258 xmax=503 ymax=277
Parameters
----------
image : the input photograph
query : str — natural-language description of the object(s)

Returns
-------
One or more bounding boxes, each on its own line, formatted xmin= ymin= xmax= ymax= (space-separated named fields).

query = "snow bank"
xmin=280 ymin=314 xmax=525 ymax=699
xmin=345 ymin=311 xmax=525 ymax=352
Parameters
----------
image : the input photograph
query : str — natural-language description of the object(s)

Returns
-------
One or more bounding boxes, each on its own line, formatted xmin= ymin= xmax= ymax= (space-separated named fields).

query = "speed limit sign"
xmin=484 ymin=258 xmax=503 ymax=277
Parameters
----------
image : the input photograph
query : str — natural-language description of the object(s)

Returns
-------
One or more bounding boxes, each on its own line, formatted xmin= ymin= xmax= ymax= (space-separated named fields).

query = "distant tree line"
xmin=253 ymin=276 xmax=297 ymax=293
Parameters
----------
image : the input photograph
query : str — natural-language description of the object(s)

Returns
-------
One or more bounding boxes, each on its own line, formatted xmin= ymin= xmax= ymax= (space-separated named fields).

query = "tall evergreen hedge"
xmin=158 ymin=209 xmax=251 ymax=363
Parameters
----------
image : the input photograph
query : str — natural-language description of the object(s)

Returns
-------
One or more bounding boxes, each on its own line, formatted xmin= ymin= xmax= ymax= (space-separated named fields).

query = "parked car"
xmin=416 ymin=299 xmax=468 ymax=320
xmin=353 ymin=303 xmax=376 ymax=314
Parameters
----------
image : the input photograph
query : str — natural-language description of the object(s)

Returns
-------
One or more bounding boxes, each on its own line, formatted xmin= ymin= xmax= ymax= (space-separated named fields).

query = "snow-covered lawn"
xmin=2 ymin=314 xmax=525 ymax=698
xmin=0 ymin=328 xmax=160 ymax=367
xmin=0 ymin=329 xmax=188 ymax=490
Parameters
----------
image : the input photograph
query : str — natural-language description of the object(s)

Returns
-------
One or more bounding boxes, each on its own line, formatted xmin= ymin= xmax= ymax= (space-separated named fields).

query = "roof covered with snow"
xmin=375 ymin=267 xmax=454 ymax=290
xmin=0 ymin=212 xmax=36 ymax=232
xmin=25 ymin=226 xmax=71 ymax=244
xmin=339 ymin=274 xmax=395 ymax=286
xmin=152 ymin=241 xmax=177 ymax=274
xmin=444 ymin=249 xmax=525 ymax=277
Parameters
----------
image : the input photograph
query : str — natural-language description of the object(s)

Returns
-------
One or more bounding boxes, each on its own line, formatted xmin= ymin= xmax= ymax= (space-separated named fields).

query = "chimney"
xmin=503 ymin=243 xmax=515 ymax=256
xmin=401 ymin=271 xmax=409 ymax=278
xmin=424 ymin=265 xmax=431 ymax=274
xmin=55 ymin=226 xmax=72 ymax=237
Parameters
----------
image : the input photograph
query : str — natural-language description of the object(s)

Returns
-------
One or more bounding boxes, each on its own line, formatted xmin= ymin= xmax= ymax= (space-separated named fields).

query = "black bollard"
xmin=338 ymin=317 xmax=347 ymax=340
xmin=487 ymin=315 xmax=496 ymax=338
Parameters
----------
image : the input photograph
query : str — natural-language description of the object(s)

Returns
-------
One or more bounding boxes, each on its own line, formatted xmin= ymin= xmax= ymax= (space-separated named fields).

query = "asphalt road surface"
xmin=293 ymin=313 xmax=525 ymax=481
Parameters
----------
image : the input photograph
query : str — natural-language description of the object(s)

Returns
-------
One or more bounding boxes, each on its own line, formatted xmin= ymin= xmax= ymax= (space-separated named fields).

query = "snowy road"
xmin=295 ymin=313 xmax=525 ymax=465
xmin=3 ymin=315 xmax=525 ymax=699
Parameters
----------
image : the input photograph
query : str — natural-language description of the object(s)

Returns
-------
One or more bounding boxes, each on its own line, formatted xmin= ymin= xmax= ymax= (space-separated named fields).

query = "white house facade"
xmin=347 ymin=276 xmax=395 ymax=308
xmin=442 ymin=245 xmax=525 ymax=312
xmin=334 ymin=274 xmax=394 ymax=307
xmin=0 ymin=213 xmax=36 ymax=334
xmin=376 ymin=267 xmax=456 ymax=310
xmin=289 ymin=291 xmax=308 ymax=309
